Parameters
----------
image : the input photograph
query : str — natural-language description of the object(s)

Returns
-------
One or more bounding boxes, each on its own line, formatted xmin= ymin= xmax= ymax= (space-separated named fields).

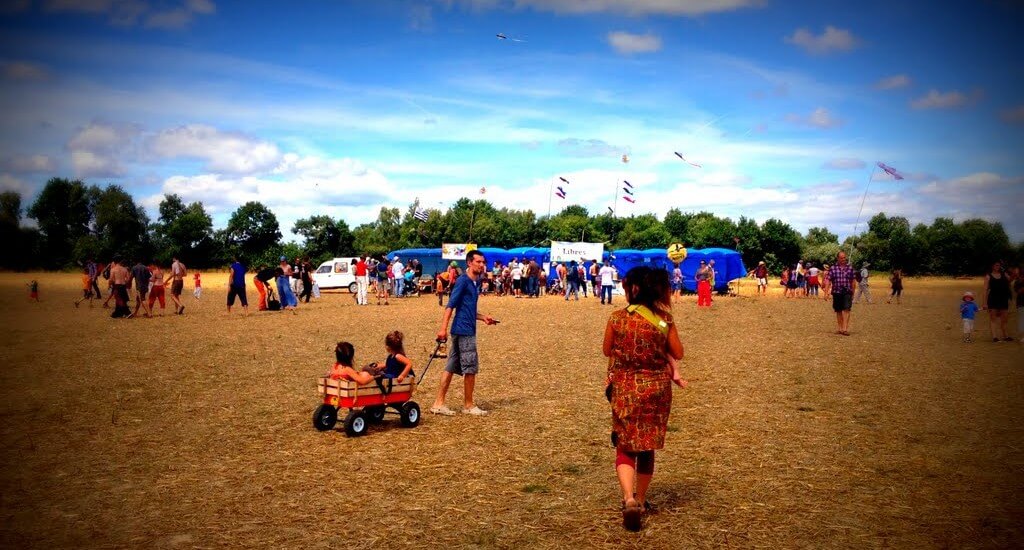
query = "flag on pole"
xmin=413 ymin=207 xmax=429 ymax=222
xmin=622 ymin=187 xmax=633 ymax=195
xmin=623 ymin=196 xmax=635 ymax=204
xmin=876 ymin=162 xmax=905 ymax=180
xmin=623 ymin=180 xmax=633 ymax=189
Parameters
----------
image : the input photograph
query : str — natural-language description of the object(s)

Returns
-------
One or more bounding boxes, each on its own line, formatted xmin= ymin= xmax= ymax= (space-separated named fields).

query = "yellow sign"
xmin=667 ymin=243 xmax=687 ymax=263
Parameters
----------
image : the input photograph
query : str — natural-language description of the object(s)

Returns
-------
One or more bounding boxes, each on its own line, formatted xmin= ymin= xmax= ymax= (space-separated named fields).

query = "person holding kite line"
xmin=603 ymin=266 xmax=685 ymax=532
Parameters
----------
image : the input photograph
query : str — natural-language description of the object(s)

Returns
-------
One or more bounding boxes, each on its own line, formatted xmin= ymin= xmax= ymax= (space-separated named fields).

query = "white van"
xmin=312 ymin=257 xmax=360 ymax=293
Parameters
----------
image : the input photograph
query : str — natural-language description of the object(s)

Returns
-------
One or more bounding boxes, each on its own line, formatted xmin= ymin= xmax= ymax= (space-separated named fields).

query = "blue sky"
xmin=1 ymin=0 xmax=1022 ymax=241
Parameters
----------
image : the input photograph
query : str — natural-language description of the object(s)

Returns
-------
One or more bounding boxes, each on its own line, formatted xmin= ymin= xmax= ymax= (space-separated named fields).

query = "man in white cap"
xmin=392 ymin=256 xmax=405 ymax=297
xmin=753 ymin=260 xmax=769 ymax=296
xmin=855 ymin=262 xmax=872 ymax=304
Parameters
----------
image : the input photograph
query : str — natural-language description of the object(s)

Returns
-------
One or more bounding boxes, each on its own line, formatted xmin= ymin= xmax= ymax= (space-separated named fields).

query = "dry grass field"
xmin=0 ymin=272 xmax=1022 ymax=549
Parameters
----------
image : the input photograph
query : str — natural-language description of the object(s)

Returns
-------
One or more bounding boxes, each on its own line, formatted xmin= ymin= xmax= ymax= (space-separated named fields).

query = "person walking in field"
xmin=430 ymin=250 xmax=498 ymax=417
xmin=75 ymin=268 xmax=94 ymax=308
xmin=148 ymin=263 xmax=167 ymax=316
xmin=855 ymin=262 xmax=872 ymax=304
xmin=696 ymin=260 xmax=713 ymax=306
xmin=599 ymin=262 xmax=616 ymax=305
xmin=193 ymin=271 xmax=202 ymax=299
xmin=355 ymin=256 xmax=369 ymax=305
xmin=753 ymin=260 xmax=769 ymax=296
xmin=227 ymin=255 xmax=249 ymax=315
xmin=827 ymin=251 xmax=856 ymax=336
xmin=109 ymin=257 xmax=131 ymax=319
xmin=960 ymin=291 xmax=979 ymax=343
xmin=887 ymin=269 xmax=903 ymax=304
xmin=86 ymin=258 xmax=101 ymax=302
xmin=166 ymin=255 xmax=187 ymax=315
xmin=130 ymin=258 xmax=152 ymax=318
xmin=983 ymin=260 xmax=1013 ymax=342
xmin=603 ymin=266 xmax=685 ymax=532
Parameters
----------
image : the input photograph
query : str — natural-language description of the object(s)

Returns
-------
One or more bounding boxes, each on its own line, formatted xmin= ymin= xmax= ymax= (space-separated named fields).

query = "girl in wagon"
xmin=328 ymin=332 xmax=415 ymax=385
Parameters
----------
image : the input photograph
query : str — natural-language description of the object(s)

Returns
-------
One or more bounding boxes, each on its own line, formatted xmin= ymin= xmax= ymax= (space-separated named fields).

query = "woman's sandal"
xmin=622 ymin=499 xmax=642 ymax=532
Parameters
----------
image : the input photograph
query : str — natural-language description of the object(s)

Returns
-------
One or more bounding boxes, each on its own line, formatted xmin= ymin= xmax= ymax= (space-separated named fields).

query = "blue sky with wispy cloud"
xmin=1 ymin=0 xmax=1022 ymax=239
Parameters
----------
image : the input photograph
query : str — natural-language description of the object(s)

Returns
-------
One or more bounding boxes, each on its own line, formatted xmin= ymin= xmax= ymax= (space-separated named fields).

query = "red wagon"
xmin=312 ymin=376 xmax=420 ymax=436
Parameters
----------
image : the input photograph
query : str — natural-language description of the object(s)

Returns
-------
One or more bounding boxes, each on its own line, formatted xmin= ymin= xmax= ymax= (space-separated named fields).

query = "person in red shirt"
xmin=355 ymin=256 xmax=369 ymax=305
xmin=193 ymin=272 xmax=202 ymax=299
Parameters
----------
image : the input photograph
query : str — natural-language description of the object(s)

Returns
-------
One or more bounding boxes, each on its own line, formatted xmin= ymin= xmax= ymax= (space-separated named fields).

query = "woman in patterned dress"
xmin=602 ymin=266 xmax=685 ymax=531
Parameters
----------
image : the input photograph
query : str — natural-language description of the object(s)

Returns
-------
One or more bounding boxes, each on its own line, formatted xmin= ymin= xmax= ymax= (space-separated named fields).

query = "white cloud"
xmin=2 ymin=61 xmax=51 ymax=81
xmin=0 ymin=174 xmax=35 ymax=196
xmin=873 ymin=74 xmax=911 ymax=90
xmin=67 ymin=122 xmax=139 ymax=177
xmin=147 ymin=124 xmax=281 ymax=174
xmin=822 ymin=158 xmax=865 ymax=170
xmin=1000 ymin=104 xmax=1024 ymax=124
xmin=784 ymin=26 xmax=859 ymax=55
xmin=786 ymin=107 xmax=843 ymax=129
xmin=910 ymin=89 xmax=979 ymax=110
xmin=43 ymin=0 xmax=215 ymax=29
xmin=557 ymin=138 xmax=627 ymax=158
xmin=443 ymin=0 xmax=763 ymax=16
xmin=607 ymin=31 xmax=662 ymax=55
xmin=1 ymin=154 xmax=57 ymax=174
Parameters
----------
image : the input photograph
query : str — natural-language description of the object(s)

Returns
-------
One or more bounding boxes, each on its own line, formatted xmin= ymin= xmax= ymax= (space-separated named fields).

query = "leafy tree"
xmin=293 ymin=215 xmax=354 ymax=263
xmin=759 ymin=218 xmax=801 ymax=267
xmin=804 ymin=226 xmax=838 ymax=247
xmin=26 ymin=178 xmax=93 ymax=267
xmin=686 ymin=212 xmax=737 ymax=249
xmin=91 ymin=185 xmax=151 ymax=262
xmin=615 ymin=214 xmax=671 ymax=250
xmin=225 ymin=201 xmax=282 ymax=266
xmin=152 ymin=194 xmax=215 ymax=266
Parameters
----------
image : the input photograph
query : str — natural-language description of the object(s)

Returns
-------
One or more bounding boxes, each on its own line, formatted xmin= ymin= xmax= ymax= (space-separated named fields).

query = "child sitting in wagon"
xmin=327 ymin=332 xmax=415 ymax=385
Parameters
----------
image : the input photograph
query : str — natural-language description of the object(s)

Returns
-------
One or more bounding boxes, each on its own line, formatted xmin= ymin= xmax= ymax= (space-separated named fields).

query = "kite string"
xmin=849 ymin=164 xmax=878 ymax=263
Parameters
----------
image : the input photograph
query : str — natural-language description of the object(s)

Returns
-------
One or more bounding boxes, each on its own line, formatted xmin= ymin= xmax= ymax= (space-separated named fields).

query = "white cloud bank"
xmin=147 ymin=125 xmax=281 ymax=174
xmin=873 ymin=74 xmax=911 ymax=90
xmin=784 ymin=26 xmax=859 ymax=55
xmin=607 ymin=31 xmax=662 ymax=55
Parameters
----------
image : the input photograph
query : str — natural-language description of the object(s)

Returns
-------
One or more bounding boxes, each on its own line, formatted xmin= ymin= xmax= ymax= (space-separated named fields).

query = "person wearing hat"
xmin=391 ymin=256 xmax=404 ymax=298
xmin=753 ymin=260 xmax=769 ymax=296
xmin=855 ymin=262 xmax=872 ymax=304
xmin=960 ymin=291 xmax=979 ymax=343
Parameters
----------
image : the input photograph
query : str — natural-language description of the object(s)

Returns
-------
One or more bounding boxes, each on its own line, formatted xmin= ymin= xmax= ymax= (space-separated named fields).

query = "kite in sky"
xmin=607 ymin=206 xmax=614 ymax=214
xmin=623 ymin=180 xmax=633 ymax=189
xmin=559 ymin=176 xmax=570 ymax=184
xmin=876 ymin=162 xmax=905 ymax=180
xmin=622 ymin=186 xmax=633 ymax=195
xmin=623 ymin=196 xmax=635 ymax=204
xmin=496 ymin=33 xmax=525 ymax=42
xmin=674 ymin=151 xmax=702 ymax=168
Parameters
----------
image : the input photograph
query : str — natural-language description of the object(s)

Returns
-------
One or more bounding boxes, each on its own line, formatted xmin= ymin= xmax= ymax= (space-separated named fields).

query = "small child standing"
xmin=960 ymin=291 xmax=979 ymax=343
xmin=75 ymin=269 xmax=93 ymax=307
xmin=193 ymin=271 xmax=202 ymax=299
xmin=27 ymin=280 xmax=39 ymax=301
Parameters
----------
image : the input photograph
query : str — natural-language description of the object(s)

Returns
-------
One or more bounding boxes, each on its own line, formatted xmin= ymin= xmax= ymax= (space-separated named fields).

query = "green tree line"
xmin=5 ymin=178 xmax=1021 ymax=274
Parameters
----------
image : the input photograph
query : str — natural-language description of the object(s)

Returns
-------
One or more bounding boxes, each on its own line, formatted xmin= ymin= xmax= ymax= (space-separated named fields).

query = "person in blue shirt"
xmin=960 ymin=291 xmax=979 ymax=343
xmin=227 ymin=255 xmax=248 ymax=315
xmin=430 ymin=250 xmax=498 ymax=416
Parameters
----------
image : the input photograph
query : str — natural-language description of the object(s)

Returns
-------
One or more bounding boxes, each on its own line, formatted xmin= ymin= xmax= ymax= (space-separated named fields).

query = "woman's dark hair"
xmin=385 ymin=331 xmax=405 ymax=355
xmin=623 ymin=266 xmax=672 ymax=314
xmin=274 ymin=267 xmax=284 ymax=277
xmin=335 ymin=342 xmax=355 ymax=366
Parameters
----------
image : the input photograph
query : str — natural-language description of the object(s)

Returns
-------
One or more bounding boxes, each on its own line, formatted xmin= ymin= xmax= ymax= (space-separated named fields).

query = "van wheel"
xmin=312 ymin=404 xmax=337 ymax=431
xmin=348 ymin=282 xmax=358 ymax=294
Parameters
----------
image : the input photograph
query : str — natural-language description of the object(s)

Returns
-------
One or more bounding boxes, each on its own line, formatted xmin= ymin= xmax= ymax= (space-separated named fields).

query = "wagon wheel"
xmin=366 ymin=406 xmax=387 ymax=423
xmin=312 ymin=404 xmax=338 ymax=431
xmin=344 ymin=410 xmax=368 ymax=437
xmin=400 ymin=401 xmax=421 ymax=428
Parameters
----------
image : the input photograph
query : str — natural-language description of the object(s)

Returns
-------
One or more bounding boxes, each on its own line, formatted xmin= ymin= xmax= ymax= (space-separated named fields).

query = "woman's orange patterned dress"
xmin=607 ymin=308 xmax=673 ymax=452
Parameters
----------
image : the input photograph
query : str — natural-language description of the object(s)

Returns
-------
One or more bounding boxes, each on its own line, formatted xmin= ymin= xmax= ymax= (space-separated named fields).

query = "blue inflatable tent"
xmin=609 ymin=247 xmax=747 ymax=292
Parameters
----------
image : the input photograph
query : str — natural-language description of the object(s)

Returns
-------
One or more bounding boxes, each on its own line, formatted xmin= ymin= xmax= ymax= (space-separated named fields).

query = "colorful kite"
xmin=559 ymin=176 xmax=569 ymax=184
xmin=623 ymin=180 xmax=633 ymax=189
xmin=622 ymin=187 xmax=633 ymax=195
xmin=674 ymin=151 xmax=702 ymax=168
xmin=623 ymin=196 xmax=635 ymax=204
xmin=496 ymin=33 xmax=525 ymax=42
xmin=876 ymin=162 xmax=905 ymax=180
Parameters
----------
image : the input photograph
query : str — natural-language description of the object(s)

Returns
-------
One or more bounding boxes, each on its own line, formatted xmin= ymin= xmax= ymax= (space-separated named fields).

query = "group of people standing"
xmin=350 ymin=255 xmax=424 ymax=306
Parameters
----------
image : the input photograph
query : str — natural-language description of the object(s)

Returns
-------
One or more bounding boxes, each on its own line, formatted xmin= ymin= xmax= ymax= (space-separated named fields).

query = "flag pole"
xmin=849 ymin=164 xmax=878 ymax=263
